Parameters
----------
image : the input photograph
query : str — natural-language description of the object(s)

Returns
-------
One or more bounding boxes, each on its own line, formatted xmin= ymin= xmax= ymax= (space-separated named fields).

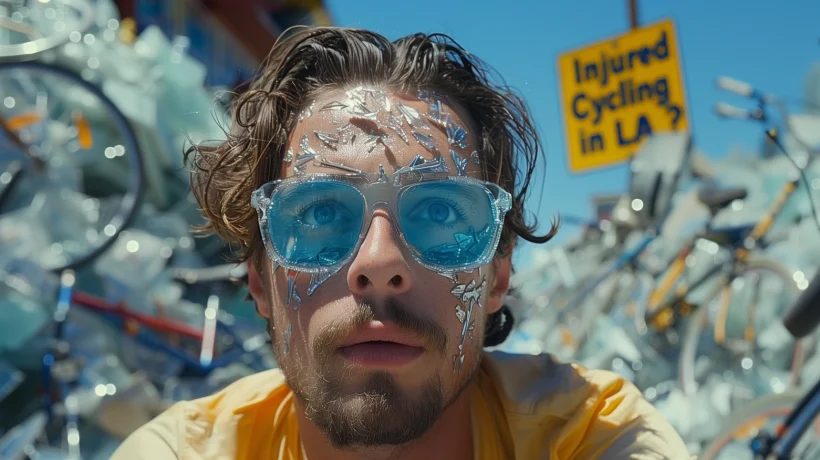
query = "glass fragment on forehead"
xmin=392 ymin=154 xmax=449 ymax=184
xmin=469 ymin=151 xmax=480 ymax=165
xmin=335 ymin=123 xmax=356 ymax=145
xmin=427 ymin=99 xmax=448 ymax=127
xmin=385 ymin=110 xmax=409 ymax=144
xmin=313 ymin=157 xmax=364 ymax=174
xmin=418 ymin=89 xmax=443 ymax=103
xmin=377 ymin=164 xmax=388 ymax=183
xmin=446 ymin=123 xmax=468 ymax=149
xmin=299 ymin=100 xmax=316 ymax=121
xmin=362 ymin=131 xmax=387 ymax=153
xmin=294 ymin=135 xmax=317 ymax=175
xmin=364 ymin=89 xmax=391 ymax=112
xmin=314 ymin=131 xmax=340 ymax=150
xmin=284 ymin=148 xmax=294 ymax=163
xmin=450 ymin=149 xmax=468 ymax=176
xmin=412 ymin=131 xmax=438 ymax=154
xmin=397 ymin=103 xmax=432 ymax=131
xmin=350 ymin=102 xmax=379 ymax=123
xmin=346 ymin=87 xmax=368 ymax=105
xmin=320 ymin=101 xmax=347 ymax=112
xmin=284 ymin=323 xmax=293 ymax=355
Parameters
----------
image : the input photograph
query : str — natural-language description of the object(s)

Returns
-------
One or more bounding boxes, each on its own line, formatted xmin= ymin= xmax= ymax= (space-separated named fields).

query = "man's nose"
xmin=347 ymin=211 xmax=413 ymax=296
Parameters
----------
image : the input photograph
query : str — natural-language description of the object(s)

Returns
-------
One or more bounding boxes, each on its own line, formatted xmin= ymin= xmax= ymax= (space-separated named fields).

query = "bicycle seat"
xmin=699 ymin=223 xmax=755 ymax=247
xmin=697 ymin=186 xmax=747 ymax=213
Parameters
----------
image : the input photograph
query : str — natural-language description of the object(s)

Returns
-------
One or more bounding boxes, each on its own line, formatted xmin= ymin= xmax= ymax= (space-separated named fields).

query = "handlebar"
xmin=716 ymin=76 xmax=756 ymax=97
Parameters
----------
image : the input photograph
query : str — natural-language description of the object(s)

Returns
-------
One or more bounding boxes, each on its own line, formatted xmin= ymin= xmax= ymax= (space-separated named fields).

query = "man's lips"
xmin=337 ymin=322 xmax=425 ymax=367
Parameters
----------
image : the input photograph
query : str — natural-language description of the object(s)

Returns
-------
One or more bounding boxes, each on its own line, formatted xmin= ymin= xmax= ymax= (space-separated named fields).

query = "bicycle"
xmin=699 ymin=269 xmax=820 ymax=460
xmin=671 ymin=76 xmax=820 ymax=400
xmin=1 ymin=0 xmax=146 ymax=273
xmin=0 ymin=257 xmax=271 ymax=458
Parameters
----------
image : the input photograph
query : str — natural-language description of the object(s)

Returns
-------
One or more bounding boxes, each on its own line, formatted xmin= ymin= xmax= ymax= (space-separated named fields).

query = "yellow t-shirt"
xmin=112 ymin=351 xmax=691 ymax=459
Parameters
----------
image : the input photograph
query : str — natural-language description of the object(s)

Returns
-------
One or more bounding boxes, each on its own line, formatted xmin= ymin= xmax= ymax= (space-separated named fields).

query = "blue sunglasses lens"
xmin=267 ymin=181 xmax=365 ymax=269
xmin=398 ymin=181 xmax=495 ymax=268
xmin=266 ymin=180 xmax=498 ymax=270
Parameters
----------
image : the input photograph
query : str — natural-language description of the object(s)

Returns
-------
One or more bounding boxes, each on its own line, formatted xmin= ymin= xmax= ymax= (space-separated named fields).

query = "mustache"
xmin=314 ymin=299 xmax=449 ymax=358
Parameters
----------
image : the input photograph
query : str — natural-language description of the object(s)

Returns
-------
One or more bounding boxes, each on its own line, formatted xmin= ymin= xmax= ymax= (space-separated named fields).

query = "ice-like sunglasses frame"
xmin=251 ymin=172 xmax=512 ymax=275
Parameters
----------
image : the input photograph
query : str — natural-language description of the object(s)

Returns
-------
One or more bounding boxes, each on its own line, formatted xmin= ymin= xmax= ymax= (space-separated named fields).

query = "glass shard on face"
xmin=362 ymin=130 xmax=387 ymax=153
xmin=470 ymin=151 xmax=480 ymax=165
xmin=284 ymin=148 xmax=294 ymax=163
xmin=393 ymin=155 xmax=449 ymax=184
xmin=315 ymin=131 xmax=340 ymax=151
xmin=450 ymin=149 xmax=468 ymax=176
xmin=427 ymin=99 xmax=448 ymax=127
xmin=364 ymin=89 xmax=392 ymax=112
xmin=446 ymin=122 xmax=468 ymax=149
xmin=350 ymin=102 xmax=379 ymax=123
xmin=320 ymin=101 xmax=348 ymax=112
xmin=283 ymin=323 xmax=293 ymax=355
xmin=412 ymin=131 xmax=438 ymax=154
xmin=299 ymin=100 xmax=315 ymax=121
xmin=385 ymin=110 xmax=409 ymax=144
xmin=293 ymin=135 xmax=317 ymax=175
xmin=313 ymin=157 xmax=365 ymax=174
xmin=307 ymin=265 xmax=343 ymax=296
xmin=397 ymin=103 xmax=432 ymax=131
xmin=286 ymin=271 xmax=302 ymax=310
xmin=451 ymin=278 xmax=485 ymax=308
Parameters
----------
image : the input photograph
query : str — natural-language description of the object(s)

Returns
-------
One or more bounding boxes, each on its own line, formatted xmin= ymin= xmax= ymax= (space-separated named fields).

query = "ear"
xmin=247 ymin=260 xmax=272 ymax=319
xmin=486 ymin=254 xmax=512 ymax=315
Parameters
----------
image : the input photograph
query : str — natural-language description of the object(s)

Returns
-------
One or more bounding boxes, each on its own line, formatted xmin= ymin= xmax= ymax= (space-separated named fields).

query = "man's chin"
xmin=300 ymin=371 xmax=446 ymax=448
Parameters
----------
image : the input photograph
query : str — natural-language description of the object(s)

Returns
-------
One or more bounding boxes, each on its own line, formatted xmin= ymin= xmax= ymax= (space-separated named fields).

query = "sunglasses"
xmin=251 ymin=172 xmax=512 ymax=277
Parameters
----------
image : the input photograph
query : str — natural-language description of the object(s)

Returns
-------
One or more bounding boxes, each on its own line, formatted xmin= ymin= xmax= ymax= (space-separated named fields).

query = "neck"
xmin=296 ymin=383 xmax=475 ymax=460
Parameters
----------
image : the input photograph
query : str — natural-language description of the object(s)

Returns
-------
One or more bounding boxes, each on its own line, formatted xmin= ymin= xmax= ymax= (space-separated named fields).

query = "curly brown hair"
xmin=186 ymin=27 xmax=559 ymax=345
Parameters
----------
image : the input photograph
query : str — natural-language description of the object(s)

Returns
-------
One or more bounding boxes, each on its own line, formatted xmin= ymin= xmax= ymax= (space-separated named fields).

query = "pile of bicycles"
xmin=0 ymin=1 xmax=273 ymax=458
xmin=504 ymin=73 xmax=820 ymax=455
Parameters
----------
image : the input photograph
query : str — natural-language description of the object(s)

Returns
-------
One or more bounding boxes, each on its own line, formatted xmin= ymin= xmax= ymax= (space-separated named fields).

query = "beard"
xmin=271 ymin=299 xmax=483 ymax=448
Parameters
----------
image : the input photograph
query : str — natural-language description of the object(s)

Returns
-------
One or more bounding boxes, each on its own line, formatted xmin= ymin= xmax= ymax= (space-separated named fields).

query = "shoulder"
xmin=482 ymin=351 xmax=691 ymax=459
xmin=111 ymin=368 xmax=288 ymax=460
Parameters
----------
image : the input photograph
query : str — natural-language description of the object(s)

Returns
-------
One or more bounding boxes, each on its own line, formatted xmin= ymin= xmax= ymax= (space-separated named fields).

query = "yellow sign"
xmin=557 ymin=19 xmax=689 ymax=173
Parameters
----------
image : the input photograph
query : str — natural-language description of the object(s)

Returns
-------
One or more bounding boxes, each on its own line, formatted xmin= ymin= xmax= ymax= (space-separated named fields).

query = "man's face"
xmin=248 ymin=87 xmax=510 ymax=448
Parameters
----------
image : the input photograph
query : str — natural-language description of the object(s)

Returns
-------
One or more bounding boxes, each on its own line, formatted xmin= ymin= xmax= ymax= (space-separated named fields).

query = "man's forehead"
xmin=283 ymin=87 xmax=480 ymax=178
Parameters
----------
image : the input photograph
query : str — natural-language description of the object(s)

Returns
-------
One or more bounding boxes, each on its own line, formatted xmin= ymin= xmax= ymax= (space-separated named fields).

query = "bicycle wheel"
xmin=678 ymin=256 xmax=804 ymax=398
xmin=0 ymin=60 xmax=145 ymax=271
xmin=0 ymin=0 xmax=96 ymax=62
xmin=700 ymin=391 xmax=820 ymax=460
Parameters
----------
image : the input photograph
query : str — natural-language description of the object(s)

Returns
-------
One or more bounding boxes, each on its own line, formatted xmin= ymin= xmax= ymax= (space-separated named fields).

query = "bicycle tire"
xmin=0 ymin=60 xmax=145 ymax=271
xmin=699 ymin=391 xmax=804 ymax=460
xmin=678 ymin=256 xmax=804 ymax=398
xmin=0 ymin=0 xmax=96 ymax=62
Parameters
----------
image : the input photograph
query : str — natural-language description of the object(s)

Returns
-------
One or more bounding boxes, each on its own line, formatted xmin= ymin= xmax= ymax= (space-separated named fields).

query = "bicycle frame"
xmin=644 ymin=177 xmax=800 ymax=335
xmin=752 ymin=377 xmax=820 ymax=459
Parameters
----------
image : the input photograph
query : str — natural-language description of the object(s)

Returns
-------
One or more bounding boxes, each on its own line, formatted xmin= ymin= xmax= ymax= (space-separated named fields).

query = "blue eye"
xmin=310 ymin=203 xmax=336 ymax=224
xmin=408 ymin=199 xmax=464 ymax=225
xmin=428 ymin=202 xmax=452 ymax=223
xmin=299 ymin=201 xmax=349 ymax=227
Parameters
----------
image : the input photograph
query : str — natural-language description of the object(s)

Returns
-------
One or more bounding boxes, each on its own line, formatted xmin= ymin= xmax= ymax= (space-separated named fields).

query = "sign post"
xmin=557 ymin=18 xmax=689 ymax=173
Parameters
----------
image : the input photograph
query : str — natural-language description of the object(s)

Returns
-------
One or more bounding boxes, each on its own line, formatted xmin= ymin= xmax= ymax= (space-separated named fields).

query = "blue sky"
xmin=324 ymin=0 xmax=819 ymax=269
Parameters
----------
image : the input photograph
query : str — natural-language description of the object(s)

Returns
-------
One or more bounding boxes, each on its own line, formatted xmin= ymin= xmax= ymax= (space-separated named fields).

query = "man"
xmin=114 ymin=27 xmax=690 ymax=459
